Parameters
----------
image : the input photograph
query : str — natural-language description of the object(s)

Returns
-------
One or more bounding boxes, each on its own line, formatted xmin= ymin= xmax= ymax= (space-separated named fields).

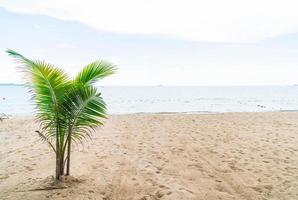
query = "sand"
xmin=1 ymin=112 xmax=298 ymax=200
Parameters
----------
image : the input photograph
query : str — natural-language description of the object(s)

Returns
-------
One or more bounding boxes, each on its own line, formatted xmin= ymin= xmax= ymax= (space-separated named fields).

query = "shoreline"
xmin=5 ymin=110 xmax=298 ymax=118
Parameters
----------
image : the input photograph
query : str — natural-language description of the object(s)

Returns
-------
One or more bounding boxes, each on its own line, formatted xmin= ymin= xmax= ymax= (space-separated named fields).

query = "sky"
xmin=0 ymin=0 xmax=298 ymax=85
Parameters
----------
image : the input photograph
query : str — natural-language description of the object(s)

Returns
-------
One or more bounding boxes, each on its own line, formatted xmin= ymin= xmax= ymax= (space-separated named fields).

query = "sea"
xmin=0 ymin=85 xmax=298 ymax=116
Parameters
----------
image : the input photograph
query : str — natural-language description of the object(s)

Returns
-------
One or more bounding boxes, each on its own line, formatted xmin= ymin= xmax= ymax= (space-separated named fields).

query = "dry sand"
xmin=1 ymin=112 xmax=298 ymax=200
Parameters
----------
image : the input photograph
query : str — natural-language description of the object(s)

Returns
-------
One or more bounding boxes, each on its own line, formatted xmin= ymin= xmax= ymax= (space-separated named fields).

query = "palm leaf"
xmin=75 ymin=60 xmax=117 ymax=85
xmin=6 ymin=49 xmax=70 ymax=145
xmin=35 ymin=130 xmax=56 ymax=153
xmin=63 ymin=85 xmax=106 ymax=144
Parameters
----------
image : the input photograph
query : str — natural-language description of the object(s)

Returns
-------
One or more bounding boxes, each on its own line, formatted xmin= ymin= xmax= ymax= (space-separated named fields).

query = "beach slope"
xmin=1 ymin=112 xmax=298 ymax=200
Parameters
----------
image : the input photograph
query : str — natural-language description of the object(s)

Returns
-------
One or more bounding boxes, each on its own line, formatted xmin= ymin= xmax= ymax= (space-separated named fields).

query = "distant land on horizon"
xmin=0 ymin=83 xmax=21 ymax=86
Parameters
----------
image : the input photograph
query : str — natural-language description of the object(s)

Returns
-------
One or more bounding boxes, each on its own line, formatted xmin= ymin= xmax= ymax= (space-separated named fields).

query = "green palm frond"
xmin=63 ymin=86 xmax=106 ymax=133
xmin=61 ymin=85 xmax=107 ymax=152
xmin=6 ymin=49 xmax=70 ymax=145
xmin=6 ymin=49 xmax=70 ymax=110
xmin=75 ymin=60 xmax=117 ymax=85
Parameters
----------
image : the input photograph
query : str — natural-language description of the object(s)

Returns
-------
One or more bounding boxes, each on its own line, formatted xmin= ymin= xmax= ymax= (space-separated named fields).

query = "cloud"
xmin=1 ymin=0 xmax=298 ymax=43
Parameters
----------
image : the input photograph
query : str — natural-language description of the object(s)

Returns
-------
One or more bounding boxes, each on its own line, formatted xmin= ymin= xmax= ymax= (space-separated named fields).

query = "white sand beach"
xmin=1 ymin=112 xmax=298 ymax=200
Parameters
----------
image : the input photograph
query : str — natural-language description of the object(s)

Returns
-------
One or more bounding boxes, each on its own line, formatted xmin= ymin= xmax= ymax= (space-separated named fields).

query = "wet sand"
xmin=1 ymin=112 xmax=298 ymax=200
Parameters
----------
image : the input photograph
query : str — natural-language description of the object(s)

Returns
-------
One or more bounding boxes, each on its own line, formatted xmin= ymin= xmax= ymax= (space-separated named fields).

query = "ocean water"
xmin=0 ymin=85 xmax=298 ymax=116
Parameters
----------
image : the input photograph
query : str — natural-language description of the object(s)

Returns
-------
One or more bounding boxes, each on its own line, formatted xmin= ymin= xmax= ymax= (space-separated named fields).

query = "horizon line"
xmin=0 ymin=83 xmax=297 ymax=87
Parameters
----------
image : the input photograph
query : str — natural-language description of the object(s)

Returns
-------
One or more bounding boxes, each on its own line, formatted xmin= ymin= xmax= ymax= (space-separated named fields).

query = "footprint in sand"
xmin=187 ymin=163 xmax=203 ymax=170
xmin=159 ymin=184 xmax=169 ymax=189
xmin=145 ymin=178 xmax=157 ymax=186
xmin=25 ymin=166 xmax=33 ymax=171
xmin=134 ymin=182 xmax=140 ymax=186
xmin=215 ymin=184 xmax=232 ymax=195
xmin=156 ymin=166 xmax=163 ymax=171
xmin=155 ymin=190 xmax=169 ymax=198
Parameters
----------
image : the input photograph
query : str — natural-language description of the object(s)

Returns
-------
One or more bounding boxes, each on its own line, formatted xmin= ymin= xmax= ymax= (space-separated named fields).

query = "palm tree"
xmin=7 ymin=49 xmax=116 ymax=180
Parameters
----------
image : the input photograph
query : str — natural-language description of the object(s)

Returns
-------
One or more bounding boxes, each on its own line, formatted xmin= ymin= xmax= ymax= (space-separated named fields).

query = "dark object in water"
xmin=257 ymin=104 xmax=266 ymax=108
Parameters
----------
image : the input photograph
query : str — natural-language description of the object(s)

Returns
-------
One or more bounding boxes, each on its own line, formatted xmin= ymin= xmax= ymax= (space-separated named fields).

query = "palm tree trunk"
xmin=60 ymin=150 xmax=64 ymax=176
xmin=55 ymin=119 xmax=65 ymax=180
xmin=55 ymin=150 xmax=60 ymax=179
xmin=55 ymin=123 xmax=61 ymax=180
xmin=66 ymin=127 xmax=72 ymax=175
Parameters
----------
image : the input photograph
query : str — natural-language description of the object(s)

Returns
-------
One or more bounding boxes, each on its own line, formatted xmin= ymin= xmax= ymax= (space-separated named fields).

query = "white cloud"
xmin=1 ymin=0 xmax=298 ymax=43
